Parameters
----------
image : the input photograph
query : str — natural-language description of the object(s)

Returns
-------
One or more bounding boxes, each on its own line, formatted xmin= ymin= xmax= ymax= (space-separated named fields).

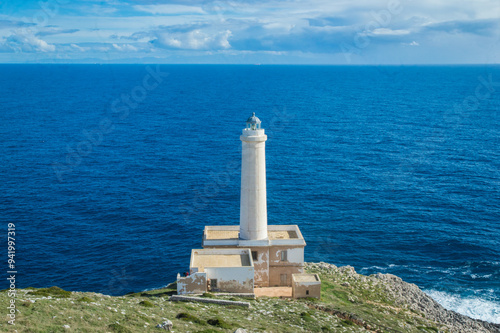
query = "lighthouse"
xmin=239 ymin=113 xmax=268 ymax=240
xmin=200 ymin=113 xmax=307 ymax=289
xmin=179 ymin=113 xmax=318 ymax=295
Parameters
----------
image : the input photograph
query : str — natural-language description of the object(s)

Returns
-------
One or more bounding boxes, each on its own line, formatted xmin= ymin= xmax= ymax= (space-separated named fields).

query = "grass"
xmin=417 ymin=326 xmax=439 ymax=332
xmin=0 ymin=264 xmax=458 ymax=333
xmin=108 ymin=323 xmax=132 ymax=332
xmin=27 ymin=286 xmax=71 ymax=298
xmin=77 ymin=296 xmax=93 ymax=303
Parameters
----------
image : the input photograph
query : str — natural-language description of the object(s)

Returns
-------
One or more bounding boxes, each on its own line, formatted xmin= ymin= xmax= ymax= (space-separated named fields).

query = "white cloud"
xmin=112 ymin=43 xmax=138 ymax=52
xmin=2 ymin=31 xmax=56 ymax=53
xmin=70 ymin=43 xmax=86 ymax=52
xmin=133 ymin=5 xmax=205 ymax=15
xmin=370 ymin=28 xmax=411 ymax=36
xmin=155 ymin=29 xmax=232 ymax=50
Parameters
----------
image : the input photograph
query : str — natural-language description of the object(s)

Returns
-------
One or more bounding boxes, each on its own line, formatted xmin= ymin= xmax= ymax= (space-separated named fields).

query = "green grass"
xmin=108 ymin=323 xmax=132 ymax=332
xmin=0 ymin=264 xmax=460 ymax=333
xmin=27 ymin=286 xmax=71 ymax=298
xmin=77 ymin=296 xmax=93 ymax=303
xmin=417 ymin=326 xmax=439 ymax=332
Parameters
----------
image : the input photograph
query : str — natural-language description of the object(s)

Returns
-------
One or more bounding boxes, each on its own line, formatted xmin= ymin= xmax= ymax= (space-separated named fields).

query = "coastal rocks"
xmin=233 ymin=329 xmax=248 ymax=333
xmin=305 ymin=262 xmax=500 ymax=332
xmin=374 ymin=272 xmax=500 ymax=333
xmin=306 ymin=262 xmax=500 ymax=333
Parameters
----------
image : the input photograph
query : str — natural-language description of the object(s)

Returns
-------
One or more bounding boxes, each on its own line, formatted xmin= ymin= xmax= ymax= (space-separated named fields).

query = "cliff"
xmin=1 ymin=262 xmax=498 ymax=332
xmin=305 ymin=262 xmax=499 ymax=333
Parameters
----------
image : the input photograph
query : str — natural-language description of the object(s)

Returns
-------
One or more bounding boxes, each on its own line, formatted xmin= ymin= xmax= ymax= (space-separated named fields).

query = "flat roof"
xmin=191 ymin=249 xmax=252 ymax=271
xmin=293 ymin=274 xmax=320 ymax=283
xmin=205 ymin=229 xmax=298 ymax=240
xmin=202 ymin=225 xmax=306 ymax=247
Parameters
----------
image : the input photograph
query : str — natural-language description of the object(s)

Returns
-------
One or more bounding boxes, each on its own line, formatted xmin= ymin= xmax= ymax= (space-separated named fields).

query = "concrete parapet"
xmin=169 ymin=295 xmax=251 ymax=308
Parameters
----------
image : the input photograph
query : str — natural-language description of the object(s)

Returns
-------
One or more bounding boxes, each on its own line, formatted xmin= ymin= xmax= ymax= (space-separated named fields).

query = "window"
xmin=210 ymin=279 xmax=217 ymax=290
xmin=252 ymin=251 xmax=258 ymax=261
xmin=306 ymin=290 xmax=309 ymax=295
xmin=281 ymin=250 xmax=288 ymax=261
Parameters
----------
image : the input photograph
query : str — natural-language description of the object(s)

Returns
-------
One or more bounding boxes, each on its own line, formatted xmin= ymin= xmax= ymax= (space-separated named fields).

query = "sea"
xmin=1 ymin=64 xmax=499 ymax=324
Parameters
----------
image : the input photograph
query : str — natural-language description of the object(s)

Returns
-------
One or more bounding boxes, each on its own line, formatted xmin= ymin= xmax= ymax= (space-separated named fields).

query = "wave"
xmin=425 ymin=289 xmax=500 ymax=324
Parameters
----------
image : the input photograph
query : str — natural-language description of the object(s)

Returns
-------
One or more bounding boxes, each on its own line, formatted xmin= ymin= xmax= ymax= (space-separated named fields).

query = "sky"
xmin=0 ymin=0 xmax=499 ymax=64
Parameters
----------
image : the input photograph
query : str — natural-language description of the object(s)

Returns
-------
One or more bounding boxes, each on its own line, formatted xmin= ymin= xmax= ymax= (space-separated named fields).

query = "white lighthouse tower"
xmin=239 ymin=113 xmax=268 ymax=240
xmin=200 ymin=113 xmax=307 ymax=290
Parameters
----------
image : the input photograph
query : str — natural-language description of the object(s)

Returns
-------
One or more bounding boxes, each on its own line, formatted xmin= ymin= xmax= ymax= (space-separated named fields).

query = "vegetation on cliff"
xmin=1 ymin=263 xmax=498 ymax=332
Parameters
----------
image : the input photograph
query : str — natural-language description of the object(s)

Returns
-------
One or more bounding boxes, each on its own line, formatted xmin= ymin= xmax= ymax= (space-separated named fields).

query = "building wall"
xmin=246 ymin=247 xmax=269 ymax=287
xmin=202 ymin=245 xmax=305 ymax=287
xmin=177 ymin=272 xmax=207 ymax=295
xmin=204 ymin=267 xmax=254 ymax=293
xmin=269 ymin=265 xmax=304 ymax=286
xmin=268 ymin=246 xmax=304 ymax=286
xmin=292 ymin=281 xmax=321 ymax=299
xmin=268 ymin=246 xmax=304 ymax=266
xmin=203 ymin=245 xmax=270 ymax=287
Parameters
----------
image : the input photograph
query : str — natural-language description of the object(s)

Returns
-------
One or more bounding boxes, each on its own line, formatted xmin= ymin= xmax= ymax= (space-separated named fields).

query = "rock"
xmin=234 ymin=329 xmax=248 ymax=333
xmin=341 ymin=282 xmax=350 ymax=287
xmin=372 ymin=271 xmax=500 ymax=333
xmin=157 ymin=320 xmax=173 ymax=331
xmin=62 ymin=325 xmax=70 ymax=329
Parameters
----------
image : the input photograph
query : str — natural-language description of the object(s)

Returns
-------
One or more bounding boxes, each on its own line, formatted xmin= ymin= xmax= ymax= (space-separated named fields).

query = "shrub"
xmin=341 ymin=319 xmax=354 ymax=326
xmin=28 ymin=286 xmax=71 ymax=298
xmin=138 ymin=300 xmax=154 ymax=307
xmin=20 ymin=300 xmax=32 ymax=307
xmin=207 ymin=317 xmax=231 ymax=329
xmin=108 ymin=323 xmax=131 ymax=333
xmin=300 ymin=312 xmax=314 ymax=322
xmin=77 ymin=296 xmax=93 ymax=303
xmin=176 ymin=312 xmax=206 ymax=325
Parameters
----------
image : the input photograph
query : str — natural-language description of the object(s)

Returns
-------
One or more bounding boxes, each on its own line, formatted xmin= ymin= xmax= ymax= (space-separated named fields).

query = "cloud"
xmin=307 ymin=16 xmax=351 ymax=28
xmin=0 ymin=20 xmax=36 ymax=29
xmin=369 ymin=28 xmax=410 ymax=36
xmin=402 ymin=41 xmax=419 ymax=46
xmin=1 ymin=0 xmax=499 ymax=63
xmin=1 ymin=31 xmax=55 ymax=53
xmin=70 ymin=43 xmax=86 ymax=52
xmin=151 ymin=25 xmax=232 ymax=50
xmin=112 ymin=43 xmax=138 ymax=52
xmin=36 ymin=28 xmax=79 ymax=37
xmin=133 ymin=4 xmax=205 ymax=15
xmin=422 ymin=19 xmax=500 ymax=36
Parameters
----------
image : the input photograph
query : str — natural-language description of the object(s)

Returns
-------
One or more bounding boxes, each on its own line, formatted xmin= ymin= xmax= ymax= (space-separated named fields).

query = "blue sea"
xmin=1 ymin=64 xmax=499 ymax=323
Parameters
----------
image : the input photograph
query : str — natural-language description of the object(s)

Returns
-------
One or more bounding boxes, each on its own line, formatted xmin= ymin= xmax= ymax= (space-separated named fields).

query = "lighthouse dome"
xmin=246 ymin=113 xmax=261 ymax=130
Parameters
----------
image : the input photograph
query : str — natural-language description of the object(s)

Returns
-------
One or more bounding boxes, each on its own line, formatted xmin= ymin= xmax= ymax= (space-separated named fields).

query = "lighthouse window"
xmin=252 ymin=251 xmax=258 ymax=261
xmin=306 ymin=290 xmax=309 ymax=295
xmin=281 ymin=250 xmax=288 ymax=261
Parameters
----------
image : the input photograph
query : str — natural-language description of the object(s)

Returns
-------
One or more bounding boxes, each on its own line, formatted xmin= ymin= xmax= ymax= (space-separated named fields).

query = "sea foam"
xmin=425 ymin=289 xmax=500 ymax=324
